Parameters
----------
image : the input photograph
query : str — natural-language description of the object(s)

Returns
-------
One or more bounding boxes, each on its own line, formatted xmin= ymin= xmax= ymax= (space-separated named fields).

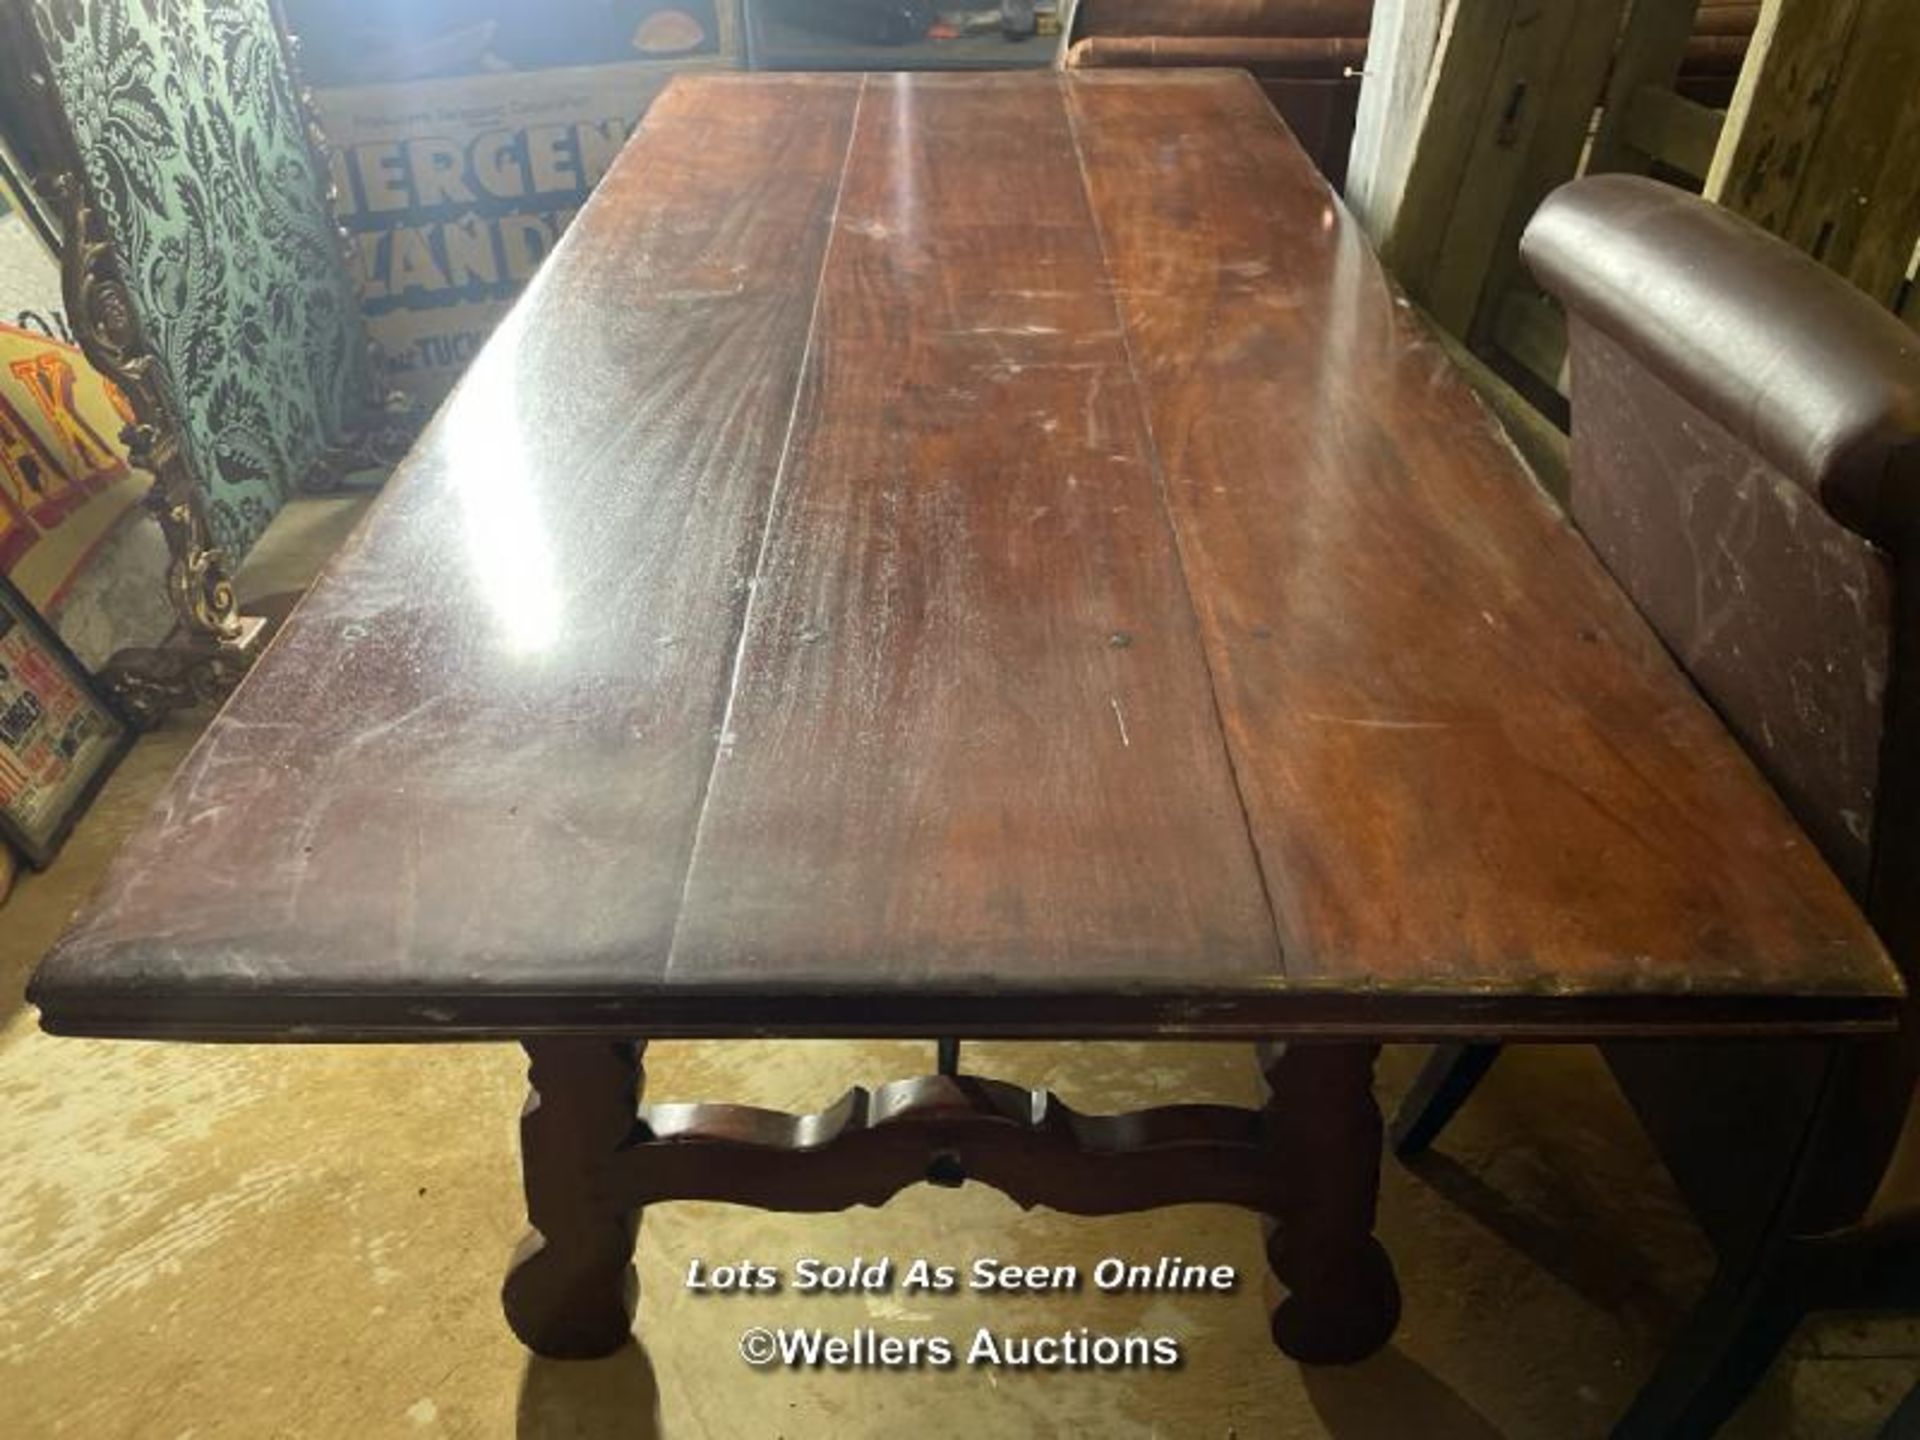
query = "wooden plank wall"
xmin=1348 ymin=0 xmax=1631 ymax=458
xmin=1362 ymin=0 xmax=1630 ymax=340
xmin=1347 ymin=0 xmax=1920 ymax=450
xmin=1710 ymin=0 xmax=1920 ymax=320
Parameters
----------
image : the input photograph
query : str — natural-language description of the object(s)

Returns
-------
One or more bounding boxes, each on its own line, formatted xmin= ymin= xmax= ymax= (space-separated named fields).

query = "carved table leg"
xmin=1259 ymin=1041 xmax=1401 ymax=1364
xmin=502 ymin=1039 xmax=645 ymax=1358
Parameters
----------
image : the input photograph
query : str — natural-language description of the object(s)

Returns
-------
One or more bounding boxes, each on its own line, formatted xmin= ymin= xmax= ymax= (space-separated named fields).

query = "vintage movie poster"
xmin=0 ymin=166 xmax=172 ymax=668
xmin=286 ymin=1 xmax=740 ymax=402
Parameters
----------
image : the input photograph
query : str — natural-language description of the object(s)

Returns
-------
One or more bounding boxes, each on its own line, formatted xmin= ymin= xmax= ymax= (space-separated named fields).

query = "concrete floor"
xmin=3 ymin=498 xmax=1916 ymax=1438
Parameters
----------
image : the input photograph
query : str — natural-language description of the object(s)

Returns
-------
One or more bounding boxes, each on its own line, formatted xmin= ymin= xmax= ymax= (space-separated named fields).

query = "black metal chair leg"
xmin=1388 ymin=1042 xmax=1501 ymax=1157
xmin=1611 ymin=1254 xmax=1807 ymax=1440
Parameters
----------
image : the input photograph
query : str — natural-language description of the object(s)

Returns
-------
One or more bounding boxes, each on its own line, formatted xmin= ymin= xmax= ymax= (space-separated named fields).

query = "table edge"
xmin=30 ymin=983 xmax=1903 ymax=1044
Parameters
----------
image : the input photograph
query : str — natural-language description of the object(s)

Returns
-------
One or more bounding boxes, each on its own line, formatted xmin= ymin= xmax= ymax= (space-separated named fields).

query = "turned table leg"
xmin=502 ymin=1038 xmax=646 ymax=1358
xmin=1259 ymin=1041 xmax=1402 ymax=1364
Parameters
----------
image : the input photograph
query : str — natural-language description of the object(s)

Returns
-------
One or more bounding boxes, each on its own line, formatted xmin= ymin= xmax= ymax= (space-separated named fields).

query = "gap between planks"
xmin=661 ymin=75 xmax=870 ymax=983
xmin=1060 ymin=72 xmax=1295 ymax=981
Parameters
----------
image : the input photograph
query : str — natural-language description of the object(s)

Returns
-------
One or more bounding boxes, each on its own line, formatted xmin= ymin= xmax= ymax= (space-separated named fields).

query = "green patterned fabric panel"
xmin=30 ymin=0 xmax=373 ymax=558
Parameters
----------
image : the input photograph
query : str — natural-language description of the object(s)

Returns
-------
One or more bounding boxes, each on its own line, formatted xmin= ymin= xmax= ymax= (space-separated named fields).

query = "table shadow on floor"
xmin=517 ymin=1340 xmax=662 ymax=1439
xmin=1303 ymin=1345 xmax=1504 ymax=1440
xmin=1399 ymin=1148 xmax=1695 ymax=1329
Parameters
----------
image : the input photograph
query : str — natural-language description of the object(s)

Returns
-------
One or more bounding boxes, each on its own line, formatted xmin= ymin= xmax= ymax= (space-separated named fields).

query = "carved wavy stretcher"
xmin=503 ymin=1041 xmax=1397 ymax=1364
xmin=609 ymin=1074 xmax=1285 ymax=1216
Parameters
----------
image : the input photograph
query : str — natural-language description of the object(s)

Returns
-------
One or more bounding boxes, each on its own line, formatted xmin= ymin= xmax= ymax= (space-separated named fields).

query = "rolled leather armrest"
xmin=1071 ymin=0 xmax=1373 ymax=40
xmin=1521 ymin=174 xmax=1920 ymax=547
xmin=1063 ymin=34 xmax=1365 ymax=78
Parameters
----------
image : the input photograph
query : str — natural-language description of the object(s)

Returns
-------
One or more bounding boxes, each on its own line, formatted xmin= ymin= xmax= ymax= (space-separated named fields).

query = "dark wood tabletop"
xmin=29 ymin=71 xmax=1901 ymax=1042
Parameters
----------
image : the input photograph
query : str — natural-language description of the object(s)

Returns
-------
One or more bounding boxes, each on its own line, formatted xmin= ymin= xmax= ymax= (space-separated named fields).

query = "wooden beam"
xmin=1621 ymin=83 xmax=1724 ymax=178
xmin=1586 ymin=0 xmax=1706 ymax=175
xmin=1706 ymin=0 xmax=1863 ymax=232
xmin=1417 ymin=0 xmax=1633 ymax=337
xmin=1376 ymin=0 xmax=1520 ymax=291
xmin=1346 ymin=0 xmax=1452 ymax=242
xmin=1455 ymin=0 xmax=1630 ymax=346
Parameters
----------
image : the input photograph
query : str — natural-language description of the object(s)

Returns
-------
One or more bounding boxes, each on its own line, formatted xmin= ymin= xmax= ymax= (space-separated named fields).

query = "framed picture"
xmin=0 ymin=572 xmax=132 ymax=867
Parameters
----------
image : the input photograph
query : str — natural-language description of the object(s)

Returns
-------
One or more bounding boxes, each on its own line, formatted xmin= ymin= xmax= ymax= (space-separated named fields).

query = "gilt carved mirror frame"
xmin=0 ymin=0 xmax=415 ymax=727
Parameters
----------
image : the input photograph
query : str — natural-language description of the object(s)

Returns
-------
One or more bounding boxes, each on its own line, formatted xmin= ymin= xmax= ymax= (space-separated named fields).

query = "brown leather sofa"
xmin=1398 ymin=175 xmax=1920 ymax=1437
xmin=1061 ymin=2 xmax=1761 ymax=190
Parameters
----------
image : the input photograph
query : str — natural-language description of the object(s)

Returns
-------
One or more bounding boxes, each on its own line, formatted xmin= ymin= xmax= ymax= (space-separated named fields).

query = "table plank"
xmin=1065 ymin=70 xmax=1892 ymax=1004
xmin=32 ymin=75 xmax=863 ymax=1011
xmin=667 ymin=73 xmax=1280 ymax=987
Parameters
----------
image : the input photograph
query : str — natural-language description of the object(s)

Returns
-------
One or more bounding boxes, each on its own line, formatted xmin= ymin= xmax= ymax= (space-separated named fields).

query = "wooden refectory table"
xmin=29 ymin=72 xmax=1903 ymax=1367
